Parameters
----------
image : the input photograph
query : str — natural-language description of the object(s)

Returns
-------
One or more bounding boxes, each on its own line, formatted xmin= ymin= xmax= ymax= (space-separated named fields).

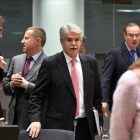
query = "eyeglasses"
xmin=127 ymin=33 xmax=140 ymax=38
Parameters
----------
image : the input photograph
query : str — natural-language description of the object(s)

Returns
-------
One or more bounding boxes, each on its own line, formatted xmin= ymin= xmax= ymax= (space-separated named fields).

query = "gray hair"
xmin=0 ymin=15 xmax=6 ymax=27
xmin=60 ymin=23 xmax=83 ymax=40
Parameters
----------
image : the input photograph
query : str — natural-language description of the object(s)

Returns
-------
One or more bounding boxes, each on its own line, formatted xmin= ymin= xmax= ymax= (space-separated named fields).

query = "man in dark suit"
xmin=3 ymin=27 xmax=46 ymax=130
xmin=0 ymin=15 xmax=7 ymax=70
xmin=101 ymin=23 xmax=140 ymax=117
xmin=27 ymin=23 xmax=103 ymax=140
xmin=0 ymin=15 xmax=7 ymax=125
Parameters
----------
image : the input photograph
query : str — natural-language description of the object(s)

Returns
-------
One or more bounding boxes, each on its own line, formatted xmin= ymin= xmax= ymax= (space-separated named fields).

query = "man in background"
xmin=27 ymin=23 xmax=103 ymax=140
xmin=3 ymin=27 xmax=46 ymax=130
xmin=101 ymin=23 xmax=140 ymax=117
xmin=0 ymin=15 xmax=7 ymax=125
xmin=79 ymin=36 xmax=95 ymax=57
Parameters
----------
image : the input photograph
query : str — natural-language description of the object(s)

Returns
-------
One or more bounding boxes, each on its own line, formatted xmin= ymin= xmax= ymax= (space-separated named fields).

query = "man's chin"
xmin=23 ymin=50 xmax=26 ymax=53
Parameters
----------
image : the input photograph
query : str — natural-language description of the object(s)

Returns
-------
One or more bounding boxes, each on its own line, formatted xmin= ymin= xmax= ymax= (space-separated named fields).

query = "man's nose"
xmin=21 ymin=39 xmax=24 ymax=44
xmin=71 ymin=40 xmax=76 ymax=45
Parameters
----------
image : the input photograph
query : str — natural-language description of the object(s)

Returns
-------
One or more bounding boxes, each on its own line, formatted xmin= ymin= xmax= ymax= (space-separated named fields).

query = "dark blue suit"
xmin=101 ymin=43 xmax=140 ymax=111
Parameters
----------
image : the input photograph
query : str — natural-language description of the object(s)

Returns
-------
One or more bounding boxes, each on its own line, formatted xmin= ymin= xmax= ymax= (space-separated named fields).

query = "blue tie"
xmin=130 ymin=50 xmax=135 ymax=62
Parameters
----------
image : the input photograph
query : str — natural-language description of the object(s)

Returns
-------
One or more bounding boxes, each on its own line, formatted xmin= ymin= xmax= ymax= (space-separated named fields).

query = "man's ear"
xmin=60 ymin=38 xmax=63 ymax=45
xmin=124 ymin=32 xmax=127 ymax=40
xmin=36 ymin=38 xmax=41 ymax=45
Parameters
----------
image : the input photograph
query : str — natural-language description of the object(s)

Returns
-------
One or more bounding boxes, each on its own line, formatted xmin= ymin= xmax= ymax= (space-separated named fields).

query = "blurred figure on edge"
xmin=110 ymin=59 xmax=140 ymax=140
xmin=0 ymin=15 xmax=7 ymax=125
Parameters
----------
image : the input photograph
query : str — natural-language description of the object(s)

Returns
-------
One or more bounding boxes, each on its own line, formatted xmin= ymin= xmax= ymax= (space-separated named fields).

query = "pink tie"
xmin=71 ymin=59 xmax=79 ymax=116
xmin=23 ymin=57 xmax=33 ymax=76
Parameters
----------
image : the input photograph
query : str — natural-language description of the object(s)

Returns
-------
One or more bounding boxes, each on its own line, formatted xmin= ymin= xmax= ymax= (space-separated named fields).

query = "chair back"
xmin=18 ymin=129 xmax=74 ymax=140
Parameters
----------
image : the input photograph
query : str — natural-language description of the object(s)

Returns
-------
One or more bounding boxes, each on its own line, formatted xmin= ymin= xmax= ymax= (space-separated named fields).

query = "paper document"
xmin=93 ymin=107 xmax=101 ymax=136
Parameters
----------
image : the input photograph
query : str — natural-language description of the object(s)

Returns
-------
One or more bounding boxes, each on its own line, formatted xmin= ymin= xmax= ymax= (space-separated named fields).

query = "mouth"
xmin=132 ymin=42 xmax=137 ymax=45
xmin=70 ymin=46 xmax=77 ymax=50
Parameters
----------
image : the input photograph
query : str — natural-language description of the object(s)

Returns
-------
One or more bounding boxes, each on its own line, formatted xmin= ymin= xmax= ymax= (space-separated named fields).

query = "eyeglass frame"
xmin=126 ymin=33 xmax=140 ymax=38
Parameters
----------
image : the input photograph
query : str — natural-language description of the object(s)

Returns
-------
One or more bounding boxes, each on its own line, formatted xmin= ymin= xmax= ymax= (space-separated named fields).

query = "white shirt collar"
xmin=63 ymin=51 xmax=80 ymax=64
xmin=125 ymin=42 xmax=136 ymax=51
xmin=27 ymin=51 xmax=42 ymax=61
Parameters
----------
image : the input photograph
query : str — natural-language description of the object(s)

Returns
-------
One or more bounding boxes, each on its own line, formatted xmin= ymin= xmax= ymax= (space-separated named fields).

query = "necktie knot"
xmin=130 ymin=50 xmax=135 ymax=55
xmin=28 ymin=57 xmax=33 ymax=62
xmin=71 ymin=59 xmax=76 ymax=65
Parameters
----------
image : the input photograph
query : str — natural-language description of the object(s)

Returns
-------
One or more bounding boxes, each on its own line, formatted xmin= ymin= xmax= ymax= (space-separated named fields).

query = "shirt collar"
xmin=63 ymin=51 xmax=80 ymax=64
xmin=27 ymin=51 xmax=42 ymax=61
xmin=125 ymin=42 xmax=136 ymax=51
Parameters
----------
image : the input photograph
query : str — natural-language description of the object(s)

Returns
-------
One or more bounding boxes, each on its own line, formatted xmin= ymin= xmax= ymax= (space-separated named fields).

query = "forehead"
xmin=126 ymin=25 xmax=140 ymax=33
xmin=65 ymin=32 xmax=81 ymax=39
xmin=24 ymin=30 xmax=33 ymax=36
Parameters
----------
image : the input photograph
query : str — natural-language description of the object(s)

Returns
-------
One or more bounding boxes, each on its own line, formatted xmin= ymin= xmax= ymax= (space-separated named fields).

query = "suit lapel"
xmin=17 ymin=54 xmax=27 ymax=74
xmin=137 ymin=48 xmax=140 ymax=57
xmin=121 ymin=43 xmax=132 ymax=66
xmin=25 ymin=52 xmax=46 ymax=81
xmin=57 ymin=52 xmax=75 ymax=97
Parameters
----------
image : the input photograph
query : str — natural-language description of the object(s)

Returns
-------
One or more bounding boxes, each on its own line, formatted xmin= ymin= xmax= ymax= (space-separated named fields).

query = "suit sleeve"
xmin=0 ymin=68 xmax=3 ymax=82
xmin=3 ymin=58 xmax=14 ymax=96
xmin=0 ymin=102 xmax=4 ymax=119
xmin=0 ymin=53 xmax=4 ymax=81
xmin=24 ymin=82 xmax=35 ymax=97
xmin=101 ymin=49 xmax=116 ymax=103
xmin=29 ymin=59 xmax=50 ymax=122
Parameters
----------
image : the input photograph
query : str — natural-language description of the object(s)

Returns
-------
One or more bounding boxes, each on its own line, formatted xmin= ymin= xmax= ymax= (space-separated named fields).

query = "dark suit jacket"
xmin=101 ymin=43 xmax=140 ymax=111
xmin=3 ymin=52 xmax=46 ymax=130
xmin=0 ymin=53 xmax=4 ymax=119
xmin=0 ymin=102 xmax=4 ymax=118
xmin=0 ymin=53 xmax=3 ymax=81
xmin=29 ymin=52 xmax=103 ymax=140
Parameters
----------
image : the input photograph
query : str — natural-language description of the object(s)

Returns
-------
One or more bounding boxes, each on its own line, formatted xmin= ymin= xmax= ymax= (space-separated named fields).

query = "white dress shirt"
xmin=63 ymin=52 xmax=86 ymax=119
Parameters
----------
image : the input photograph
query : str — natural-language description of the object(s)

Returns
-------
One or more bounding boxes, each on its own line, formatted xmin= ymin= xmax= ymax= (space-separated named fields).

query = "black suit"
xmin=29 ymin=52 xmax=103 ymax=140
xmin=3 ymin=52 xmax=46 ymax=130
xmin=0 ymin=53 xmax=3 ymax=81
xmin=101 ymin=43 xmax=140 ymax=111
xmin=0 ymin=53 xmax=4 ymax=119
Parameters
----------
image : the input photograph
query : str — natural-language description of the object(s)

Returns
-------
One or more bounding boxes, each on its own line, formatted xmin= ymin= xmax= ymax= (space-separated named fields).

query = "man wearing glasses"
xmin=0 ymin=15 xmax=7 ymax=125
xmin=101 ymin=23 xmax=140 ymax=117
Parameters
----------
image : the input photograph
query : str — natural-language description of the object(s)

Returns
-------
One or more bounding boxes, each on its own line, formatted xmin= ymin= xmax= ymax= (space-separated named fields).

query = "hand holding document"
xmin=93 ymin=107 xmax=101 ymax=136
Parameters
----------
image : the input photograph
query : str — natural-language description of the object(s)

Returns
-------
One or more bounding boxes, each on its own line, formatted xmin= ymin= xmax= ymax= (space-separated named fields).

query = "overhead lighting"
xmin=116 ymin=9 xmax=140 ymax=13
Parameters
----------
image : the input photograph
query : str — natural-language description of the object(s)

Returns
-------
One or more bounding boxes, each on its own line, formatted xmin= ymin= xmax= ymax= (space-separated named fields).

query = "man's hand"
xmin=11 ymin=72 xmax=22 ymax=88
xmin=0 ymin=120 xmax=5 ymax=125
xmin=16 ymin=76 xmax=28 ymax=89
xmin=27 ymin=122 xmax=41 ymax=138
xmin=102 ymin=102 xmax=109 ymax=118
xmin=0 ymin=56 xmax=7 ymax=69
xmin=11 ymin=72 xmax=28 ymax=89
